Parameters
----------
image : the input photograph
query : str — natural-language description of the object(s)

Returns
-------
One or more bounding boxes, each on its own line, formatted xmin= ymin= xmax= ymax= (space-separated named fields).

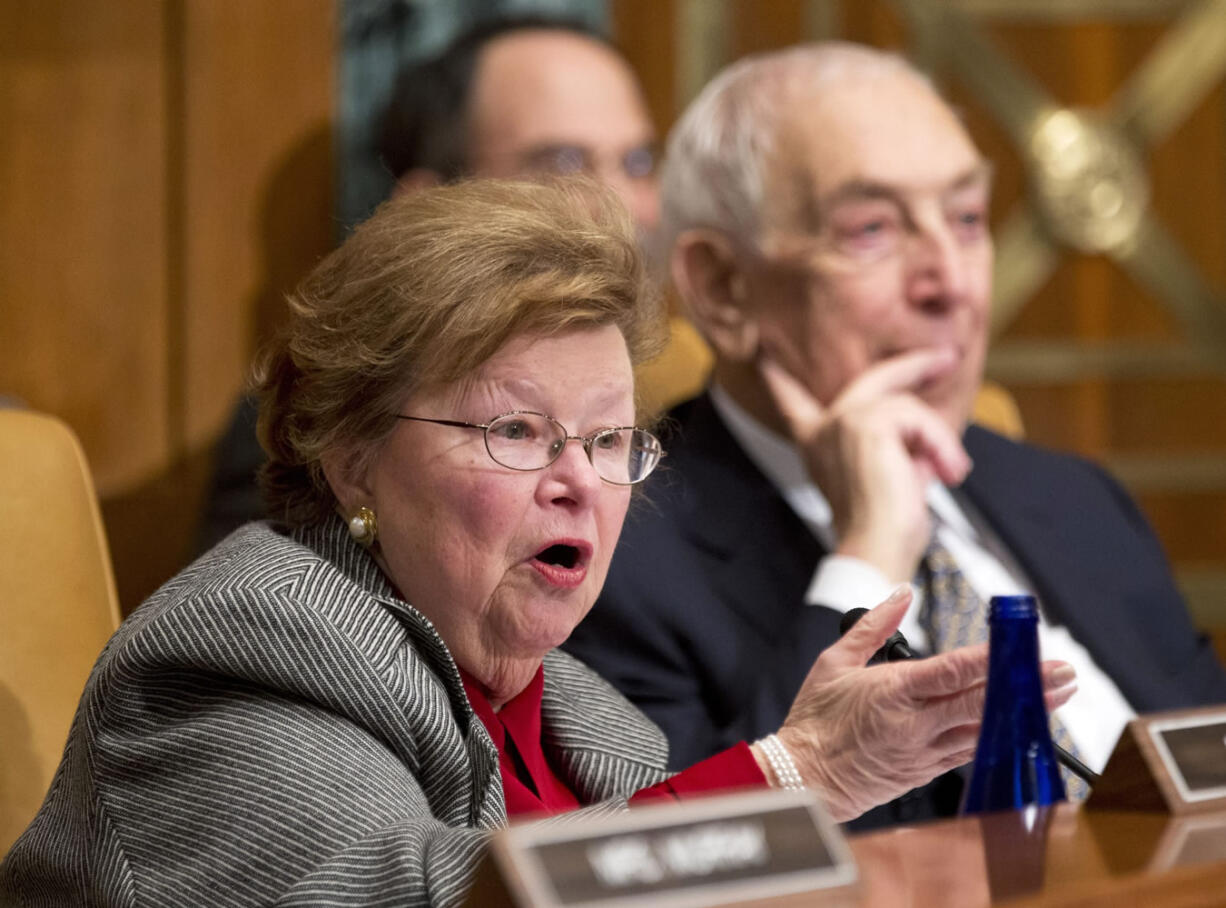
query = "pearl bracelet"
xmin=757 ymin=733 xmax=805 ymax=791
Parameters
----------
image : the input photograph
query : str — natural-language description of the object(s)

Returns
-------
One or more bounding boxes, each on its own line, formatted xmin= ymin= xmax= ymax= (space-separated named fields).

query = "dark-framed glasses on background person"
xmin=396 ymin=410 xmax=663 ymax=485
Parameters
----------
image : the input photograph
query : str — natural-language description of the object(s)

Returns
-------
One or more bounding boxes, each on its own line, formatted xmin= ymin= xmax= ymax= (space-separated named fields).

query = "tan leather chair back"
xmin=0 ymin=410 xmax=120 ymax=852
xmin=971 ymin=380 xmax=1025 ymax=440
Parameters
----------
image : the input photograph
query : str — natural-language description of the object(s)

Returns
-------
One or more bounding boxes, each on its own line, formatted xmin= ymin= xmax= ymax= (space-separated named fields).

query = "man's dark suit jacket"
xmin=563 ymin=391 xmax=1226 ymax=830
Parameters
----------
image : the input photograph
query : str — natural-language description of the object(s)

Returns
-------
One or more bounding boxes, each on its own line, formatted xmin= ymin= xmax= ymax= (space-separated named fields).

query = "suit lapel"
xmin=540 ymin=650 xmax=669 ymax=803
xmin=664 ymin=394 xmax=822 ymax=642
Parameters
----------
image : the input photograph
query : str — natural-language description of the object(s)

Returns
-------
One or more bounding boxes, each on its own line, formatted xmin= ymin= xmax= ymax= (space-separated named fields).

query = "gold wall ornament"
xmin=1026 ymin=108 xmax=1149 ymax=256
xmin=894 ymin=0 xmax=1226 ymax=378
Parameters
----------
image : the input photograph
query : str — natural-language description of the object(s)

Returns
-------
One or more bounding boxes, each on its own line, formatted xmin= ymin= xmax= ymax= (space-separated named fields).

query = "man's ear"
xmin=392 ymin=168 xmax=444 ymax=197
xmin=320 ymin=446 xmax=374 ymax=518
xmin=671 ymin=229 xmax=759 ymax=362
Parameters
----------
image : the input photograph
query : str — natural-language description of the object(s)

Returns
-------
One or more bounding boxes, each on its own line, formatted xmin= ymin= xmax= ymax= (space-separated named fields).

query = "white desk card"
xmin=486 ymin=789 xmax=857 ymax=908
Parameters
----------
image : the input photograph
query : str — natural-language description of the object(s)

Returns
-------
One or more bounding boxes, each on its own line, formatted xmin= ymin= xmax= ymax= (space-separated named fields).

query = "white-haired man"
xmin=564 ymin=41 xmax=1226 ymax=830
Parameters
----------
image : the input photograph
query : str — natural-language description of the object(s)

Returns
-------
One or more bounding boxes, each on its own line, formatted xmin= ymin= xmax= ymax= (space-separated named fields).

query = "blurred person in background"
xmin=196 ymin=16 xmax=709 ymax=553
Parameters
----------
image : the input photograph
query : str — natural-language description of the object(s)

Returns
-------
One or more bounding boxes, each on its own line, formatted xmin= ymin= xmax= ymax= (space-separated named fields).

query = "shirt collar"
xmin=929 ymin=480 xmax=975 ymax=538
xmin=708 ymin=383 xmax=834 ymax=545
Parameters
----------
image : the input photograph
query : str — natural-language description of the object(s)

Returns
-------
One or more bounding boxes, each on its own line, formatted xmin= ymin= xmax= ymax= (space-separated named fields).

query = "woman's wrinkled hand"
xmin=760 ymin=586 xmax=1077 ymax=822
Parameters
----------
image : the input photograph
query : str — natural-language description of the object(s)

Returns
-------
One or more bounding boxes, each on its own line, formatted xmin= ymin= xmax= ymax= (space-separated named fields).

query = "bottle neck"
xmin=981 ymin=612 xmax=1048 ymax=726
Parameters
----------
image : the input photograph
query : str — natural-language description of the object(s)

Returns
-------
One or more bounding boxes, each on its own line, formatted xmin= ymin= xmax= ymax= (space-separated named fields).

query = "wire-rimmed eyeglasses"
xmin=395 ymin=410 xmax=663 ymax=486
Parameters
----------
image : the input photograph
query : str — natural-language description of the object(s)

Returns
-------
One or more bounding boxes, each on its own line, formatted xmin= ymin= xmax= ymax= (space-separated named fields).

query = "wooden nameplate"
xmin=465 ymin=789 xmax=857 ymax=908
xmin=1086 ymin=705 xmax=1226 ymax=814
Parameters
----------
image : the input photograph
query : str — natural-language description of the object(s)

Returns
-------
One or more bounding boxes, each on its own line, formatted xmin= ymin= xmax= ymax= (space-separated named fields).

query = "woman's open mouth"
xmin=530 ymin=541 xmax=590 ymax=588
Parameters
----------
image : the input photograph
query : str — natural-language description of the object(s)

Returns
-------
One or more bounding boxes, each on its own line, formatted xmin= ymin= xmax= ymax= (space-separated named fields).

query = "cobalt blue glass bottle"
xmin=961 ymin=594 xmax=1066 ymax=814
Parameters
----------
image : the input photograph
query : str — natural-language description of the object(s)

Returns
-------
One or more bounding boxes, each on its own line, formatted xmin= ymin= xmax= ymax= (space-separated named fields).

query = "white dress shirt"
xmin=709 ymin=384 xmax=1134 ymax=772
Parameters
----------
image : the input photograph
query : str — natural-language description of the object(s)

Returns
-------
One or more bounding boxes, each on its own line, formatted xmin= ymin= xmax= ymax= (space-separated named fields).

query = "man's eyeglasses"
xmin=396 ymin=410 xmax=663 ymax=485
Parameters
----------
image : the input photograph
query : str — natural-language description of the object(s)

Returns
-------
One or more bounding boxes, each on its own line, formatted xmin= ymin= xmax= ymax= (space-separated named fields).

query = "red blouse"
xmin=459 ymin=666 xmax=766 ymax=818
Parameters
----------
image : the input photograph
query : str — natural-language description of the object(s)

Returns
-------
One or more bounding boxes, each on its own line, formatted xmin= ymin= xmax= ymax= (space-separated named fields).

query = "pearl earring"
xmin=348 ymin=506 xmax=378 ymax=547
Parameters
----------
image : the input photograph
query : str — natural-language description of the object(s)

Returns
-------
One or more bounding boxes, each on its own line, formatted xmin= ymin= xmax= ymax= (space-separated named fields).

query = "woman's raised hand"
xmin=757 ymin=586 xmax=1077 ymax=821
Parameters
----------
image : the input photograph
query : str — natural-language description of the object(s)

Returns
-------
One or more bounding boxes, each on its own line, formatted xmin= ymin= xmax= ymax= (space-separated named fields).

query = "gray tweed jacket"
xmin=0 ymin=519 xmax=670 ymax=907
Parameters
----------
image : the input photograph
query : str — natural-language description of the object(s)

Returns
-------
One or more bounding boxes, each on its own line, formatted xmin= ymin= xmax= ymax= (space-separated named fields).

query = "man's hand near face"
xmin=759 ymin=347 xmax=972 ymax=582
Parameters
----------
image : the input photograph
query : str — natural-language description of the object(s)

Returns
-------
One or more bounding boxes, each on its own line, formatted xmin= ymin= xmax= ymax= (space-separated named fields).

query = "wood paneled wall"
xmin=3 ymin=0 xmax=1224 ymax=626
xmin=1 ymin=1 xmax=335 ymax=610
xmin=2 ymin=2 xmax=171 ymax=494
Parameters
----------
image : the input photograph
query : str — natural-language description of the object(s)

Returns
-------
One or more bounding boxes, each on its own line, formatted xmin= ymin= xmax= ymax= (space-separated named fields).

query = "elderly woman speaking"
xmin=2 ymin=181 xmax=1073 ymax=906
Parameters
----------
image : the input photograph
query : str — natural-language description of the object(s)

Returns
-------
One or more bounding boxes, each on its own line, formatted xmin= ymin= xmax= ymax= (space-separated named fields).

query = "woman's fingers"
xmin=931 ymin=723 xmax=980 ymax=762
xmin=917 ymin=683 xmax=990 ymax=738
xmin=936 ymin=745 xmax=980 ymax=776
xmin=1040 ymin=660 xmax=1078 ymax=711
xmin=905 ymin=654 xmax=1076 ymax=734
xmin=1045 ymin=684 xmax=1079 ymax=712
xmin=897 ymin=642 xmax=989 ymax=700
xmin=1040 ymin=660 xmax=1077 ymax=689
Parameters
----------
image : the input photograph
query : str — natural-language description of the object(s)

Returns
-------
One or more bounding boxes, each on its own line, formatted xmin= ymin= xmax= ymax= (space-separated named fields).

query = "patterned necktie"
xmin=918 ymin=537 xmax=1090 ymax=800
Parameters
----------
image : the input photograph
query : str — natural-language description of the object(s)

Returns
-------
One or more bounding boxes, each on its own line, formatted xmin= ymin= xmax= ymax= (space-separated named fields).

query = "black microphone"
xmin=839 ymin=607 xmax=916 ymax=662
xmin=838 ymin=606 xmax=1101 ymax=789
